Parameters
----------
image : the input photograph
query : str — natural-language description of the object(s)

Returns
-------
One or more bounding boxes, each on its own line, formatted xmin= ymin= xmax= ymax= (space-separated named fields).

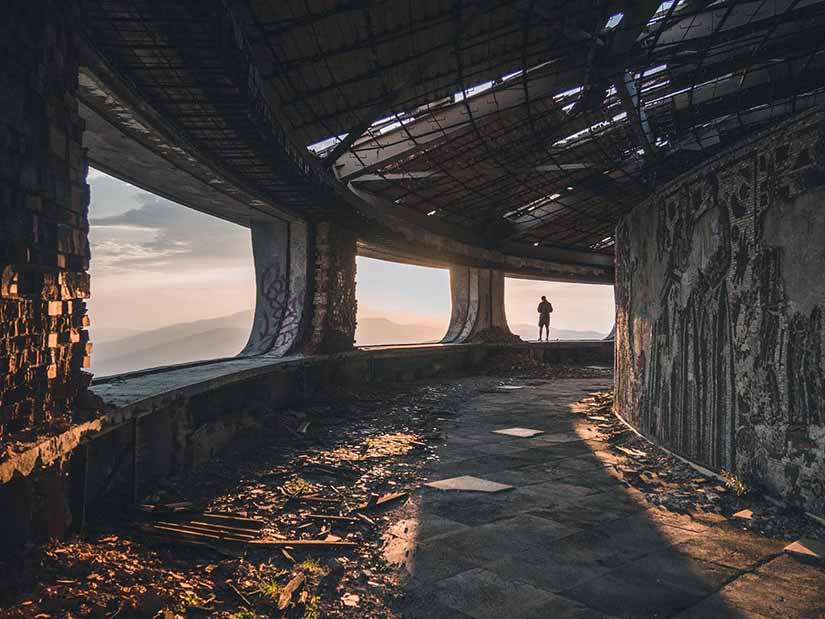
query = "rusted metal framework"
xmin=81 ymin=0 xmax=825 ymax=260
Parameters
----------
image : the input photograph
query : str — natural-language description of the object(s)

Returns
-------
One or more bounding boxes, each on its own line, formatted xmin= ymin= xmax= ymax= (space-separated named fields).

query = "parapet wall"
xmin=615 ymin=108 xmax=825 ymax=515
xmin=0 ymin=341 xmax=610 ymax=554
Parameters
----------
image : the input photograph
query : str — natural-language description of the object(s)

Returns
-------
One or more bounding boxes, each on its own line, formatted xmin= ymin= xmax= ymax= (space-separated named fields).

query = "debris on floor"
xmin=0 ymin=377 xmax=495 ymax=619
xmin=493 ymin=427 xmax=545 ymax=437
xmin=784 ymin=538 xmax=825 ymax=560
xmin=575 ymin=390 xmax=825 ymax=543
xmin=424 ymin=475 xmax=514 ymax=493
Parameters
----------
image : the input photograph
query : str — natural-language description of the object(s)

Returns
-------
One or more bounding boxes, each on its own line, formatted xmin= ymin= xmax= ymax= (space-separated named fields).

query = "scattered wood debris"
xmin=0 ymin=377 xmax=494 ymax=618
xmin=575 ymin=390 xmax=825 ymax=543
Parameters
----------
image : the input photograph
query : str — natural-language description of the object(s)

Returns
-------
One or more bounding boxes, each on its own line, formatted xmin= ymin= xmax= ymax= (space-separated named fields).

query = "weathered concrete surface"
xmin=443 ymin=268 xmax=517 ymax=343
xmin=392 ymin=380 xmax=825 ymax=619
xmin=305 ymin=222 xmax=357 ymax=353
xmin=0 ymin=1 xmax=92 ymax=436
xmin=615 ymin=108 xmax=825 ymax=516
xmin=242 ymin=219 xmax=309 ymax=356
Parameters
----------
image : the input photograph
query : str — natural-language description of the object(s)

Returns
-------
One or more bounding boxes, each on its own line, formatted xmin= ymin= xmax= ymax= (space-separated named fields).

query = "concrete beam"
xmin=350 ymin=185 xmax=615 ymax=283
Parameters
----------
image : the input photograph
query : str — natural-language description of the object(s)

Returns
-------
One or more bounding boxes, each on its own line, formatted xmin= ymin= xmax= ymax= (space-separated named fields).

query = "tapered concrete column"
xmin=241 ymin=219 xmax=309 ymax=356
xmin=241 ymin=220 xmax=356 ymax=357
xmin=442 ymin=267 xmax=518 ymax=343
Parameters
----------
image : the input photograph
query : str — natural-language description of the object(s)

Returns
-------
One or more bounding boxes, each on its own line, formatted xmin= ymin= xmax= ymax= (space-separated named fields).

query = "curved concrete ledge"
xmin=0 ymin=340 xmax=611 ymax=553
xmin=1 ymin=341 xmax=613 ymax=484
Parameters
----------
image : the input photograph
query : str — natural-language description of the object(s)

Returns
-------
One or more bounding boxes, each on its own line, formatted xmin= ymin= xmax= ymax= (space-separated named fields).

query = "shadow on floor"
xmin=387 ymin=378 xmax=824 ymax=619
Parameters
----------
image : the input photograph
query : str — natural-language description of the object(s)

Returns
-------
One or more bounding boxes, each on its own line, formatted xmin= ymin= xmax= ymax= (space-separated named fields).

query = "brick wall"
xmin=0 ymin=1 xmax=91 ymax=439
xmin=305 ymin=222 xmax=357 ymax=354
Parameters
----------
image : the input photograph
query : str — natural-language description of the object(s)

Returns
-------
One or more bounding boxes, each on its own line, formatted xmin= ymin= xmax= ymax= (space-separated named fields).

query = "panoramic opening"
xmin=505 ymin=277 xmax=615 ymax=341
xmin=355 ymin=256 xmax=450 ymax=345
xmin=86 ymin=169 xmax=256 ymax=377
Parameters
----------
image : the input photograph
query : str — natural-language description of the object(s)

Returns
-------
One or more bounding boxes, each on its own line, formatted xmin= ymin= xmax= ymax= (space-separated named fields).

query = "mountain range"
xmin=88 ymin=311 xmax=606 ymax=377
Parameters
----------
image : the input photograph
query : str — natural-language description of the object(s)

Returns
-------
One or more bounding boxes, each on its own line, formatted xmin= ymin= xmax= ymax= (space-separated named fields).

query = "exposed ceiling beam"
xmin=350 ymin=171 xmax=447 ymax=182
xmin=535 ymin=163 xmax=596 ymax=172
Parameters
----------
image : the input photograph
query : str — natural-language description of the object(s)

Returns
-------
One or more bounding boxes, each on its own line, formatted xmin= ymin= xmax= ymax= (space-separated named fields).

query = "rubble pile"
xmin=0 ymin=378 xmax=488 ymax=619
xmin=577 ymin=391 xmax=825 ymax=542
xmin=481 ymin=348 xmax=612 ymax=379
xmin=465 ymin=327 xmax=522 ymax=344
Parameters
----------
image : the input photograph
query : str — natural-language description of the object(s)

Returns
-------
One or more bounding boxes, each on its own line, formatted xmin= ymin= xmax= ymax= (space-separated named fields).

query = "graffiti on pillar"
xmin=243 ymin=262 xmax=291 ymax=355
xmin=615 ymin=109 xmax=825 ymax=516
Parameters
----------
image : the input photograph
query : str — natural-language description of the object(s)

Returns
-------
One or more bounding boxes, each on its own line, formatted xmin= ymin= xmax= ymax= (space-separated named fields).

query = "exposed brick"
xmin=0 ymin=1 xmax=90 ymax=439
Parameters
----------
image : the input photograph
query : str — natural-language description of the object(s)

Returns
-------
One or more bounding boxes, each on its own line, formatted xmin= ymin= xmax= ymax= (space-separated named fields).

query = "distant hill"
xmin=87 ymin=326 xmax=144 ymax=344
xmin=355 ymin=317 xmax=446 ymax=346
xmin=88 ymin=310 xmax=605 ymax=377
xmin=90 ymin=310 xmax=253 ymax=377
xmin=509 ymin=324 xmax=608 ymax=341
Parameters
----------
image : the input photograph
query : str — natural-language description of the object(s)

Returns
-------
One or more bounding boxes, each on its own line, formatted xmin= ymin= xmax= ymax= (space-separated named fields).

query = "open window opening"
xmin=355 ymin=256 xmax=450 ymax=346
xmin=86 ymin=169 xmax=256 ymax=377
xmin=504 ymin=277 xmax=615 ymax=341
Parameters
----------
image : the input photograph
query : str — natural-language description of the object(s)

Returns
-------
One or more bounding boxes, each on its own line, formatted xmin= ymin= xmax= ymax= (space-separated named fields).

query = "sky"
xmin=86 ymin=169 xmax=614 ymax=339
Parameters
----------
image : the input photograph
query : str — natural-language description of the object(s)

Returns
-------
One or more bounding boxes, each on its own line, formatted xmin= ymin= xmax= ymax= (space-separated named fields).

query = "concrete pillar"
xmin=241 ymin=219 xmax=309 ymax=356
xmin=443 ymin=267 xmax=518 ymax=343
xmin=241 ymin=220 xmax=356 ymax=357
xmin=304 ymin=222 xmax=357 ymax=354
xmin=0 ymin=1 xmax=91 ymax=437
xmin=614 ymin=108 xmax=825 ymax=517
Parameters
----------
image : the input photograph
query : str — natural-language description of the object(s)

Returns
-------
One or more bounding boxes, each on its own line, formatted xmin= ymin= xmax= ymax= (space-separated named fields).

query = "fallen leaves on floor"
xmin=0 ymin=378 xmax=493 ymax=619
xmin=575 ymin=390 xmax=825 ymax=542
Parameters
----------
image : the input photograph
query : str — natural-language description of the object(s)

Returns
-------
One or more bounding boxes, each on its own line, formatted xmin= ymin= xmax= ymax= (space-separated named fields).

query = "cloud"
xmin=89 ymin=180 xmax=252 ymax=274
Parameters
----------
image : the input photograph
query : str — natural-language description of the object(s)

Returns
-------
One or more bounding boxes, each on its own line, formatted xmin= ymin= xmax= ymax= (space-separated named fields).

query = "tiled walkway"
xmin=386 ymin=379 xmax=825 ymax=619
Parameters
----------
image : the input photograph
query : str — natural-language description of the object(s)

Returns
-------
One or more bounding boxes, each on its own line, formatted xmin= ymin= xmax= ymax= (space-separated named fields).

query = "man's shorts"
xmin=538 ymin=316 xmax=550 ymax=327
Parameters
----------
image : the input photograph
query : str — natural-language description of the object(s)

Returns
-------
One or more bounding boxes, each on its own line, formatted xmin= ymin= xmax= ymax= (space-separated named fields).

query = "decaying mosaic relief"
xmin=615 ymin=109 xmax=825 ymax=515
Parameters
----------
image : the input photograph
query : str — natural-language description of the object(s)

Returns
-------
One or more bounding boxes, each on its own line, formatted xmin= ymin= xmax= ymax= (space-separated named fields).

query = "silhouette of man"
xmin=537 ymin=295 xmax=553 ymax=341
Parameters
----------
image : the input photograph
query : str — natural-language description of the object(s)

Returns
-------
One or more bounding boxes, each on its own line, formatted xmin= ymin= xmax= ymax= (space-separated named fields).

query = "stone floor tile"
xmin=433 ymin=568 xmax=560 ymax=619
xmin=672 ymin=595 xmax=774 ymax=618
xmin=420 ymin=491 xmax=540 ymax=526
xmin=384 ymin=512 xmax=470 ymax=544
xmin=399 ymin=539 xmax=484 ymax=588
xmin=615 ymin=547 xmax=741 ymax=596
xmin=432 ymin=514 xmax=579 ymax=565
xmin=493 ymin=427 xmax=546 ymax=437
xmin=482 ymin=544 xmax=613 ymax=594
xmin=562 ymin=569 xmax=706 ymax=618
xmin=783 ymin=538 xmax=825 ymax=560
xmin=397 ymin=587 xmax=476 ymax=618
xmin=675 ymin=528 xmax=787 ymax=570
xmin=425 ymin=475 xmax=513 ymax=493
xmin=678 ymin=567 xmax=825 ymax=619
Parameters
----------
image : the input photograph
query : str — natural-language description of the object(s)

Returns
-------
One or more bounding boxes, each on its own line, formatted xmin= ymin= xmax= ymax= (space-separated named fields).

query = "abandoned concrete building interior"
xmin=3 ymin=0 xmax=825 ymax=617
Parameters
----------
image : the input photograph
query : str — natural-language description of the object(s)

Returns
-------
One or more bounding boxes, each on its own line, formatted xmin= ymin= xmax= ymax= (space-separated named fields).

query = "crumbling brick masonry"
xmin=0 ymin=1 xmax=91 ymax=438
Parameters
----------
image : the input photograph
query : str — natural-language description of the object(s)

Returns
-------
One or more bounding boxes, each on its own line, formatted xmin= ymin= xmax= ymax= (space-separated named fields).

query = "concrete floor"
xmin=386 ymin=379 xmax=825 ymax=619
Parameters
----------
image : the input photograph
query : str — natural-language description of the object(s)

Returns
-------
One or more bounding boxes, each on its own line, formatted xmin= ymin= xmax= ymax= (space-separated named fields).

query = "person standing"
xmin=537 ymin=295 xmax=553 ymax=341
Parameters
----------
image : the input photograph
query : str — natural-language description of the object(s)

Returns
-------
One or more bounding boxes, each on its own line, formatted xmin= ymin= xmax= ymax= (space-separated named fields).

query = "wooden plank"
xmin=306 ymin=514 xmax=359 ymax=522
xmin=154 ymin=520 xmax=259 ymax=539
xmin=355 ymin=492 xmax=408 ymax=511
xmin=247 ymin=539 xmax=357 ymax=548
xmin=141 ymin=522 xmax=252 ymax=543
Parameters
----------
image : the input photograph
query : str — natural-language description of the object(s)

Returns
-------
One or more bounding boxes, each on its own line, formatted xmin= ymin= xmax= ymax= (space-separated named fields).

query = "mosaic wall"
xmin=615 ymin=109 xmax=825 ymax=515
xmin=0 ymin=2 xmax=91 ymax=438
